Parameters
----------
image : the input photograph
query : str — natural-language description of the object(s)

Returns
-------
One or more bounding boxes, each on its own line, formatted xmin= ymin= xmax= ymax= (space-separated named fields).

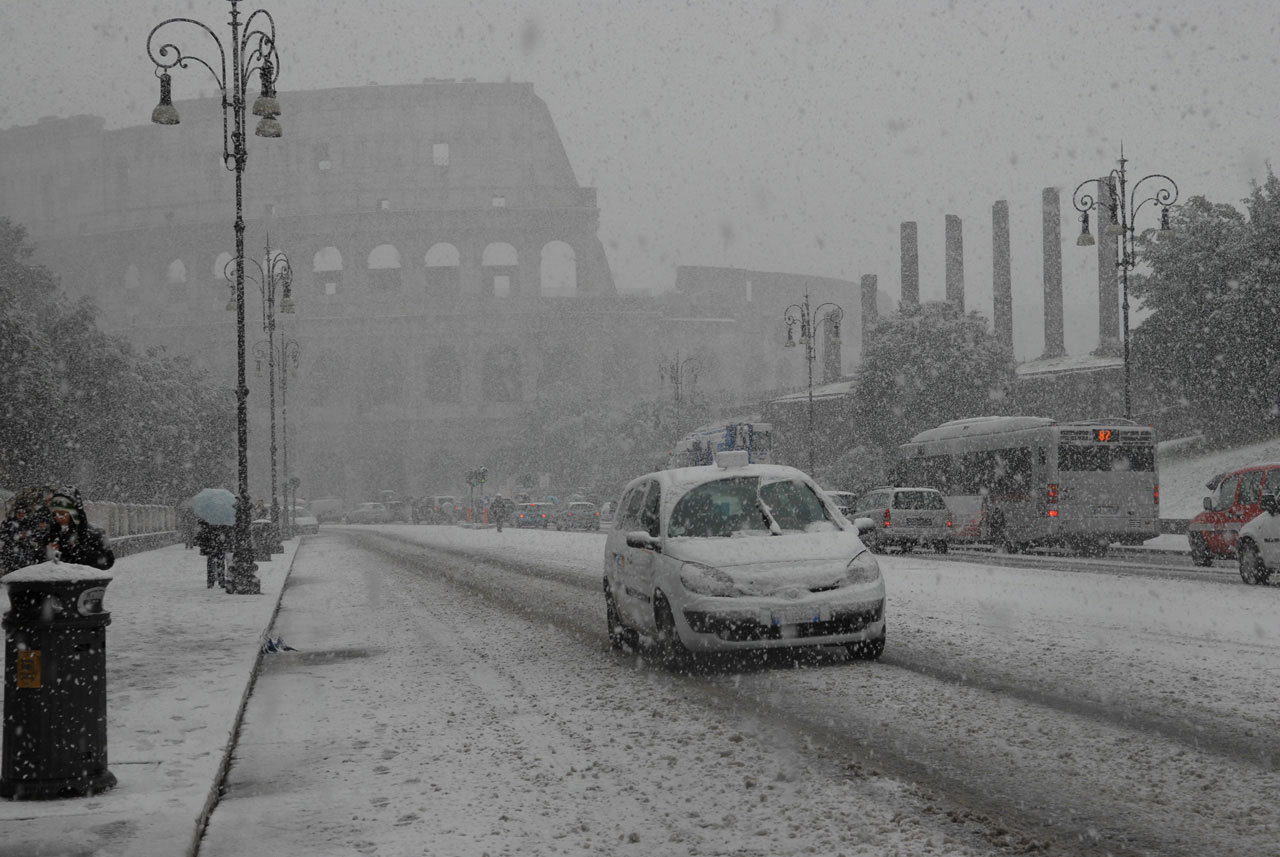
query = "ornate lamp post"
xmin=244 ymin=246 xmax=293 ymax=539
xmin=148 ymin=1 xmax=283 ymax=594
xmin=658 ymin=351 xmax=704 ymax=404
xmin=783 ymin=290 xmax=844 ymax=475
xmin=1072 ymin=147 xmax=1178 ymax=420
xmin=279 ymin=339 xmax=301 ymax=534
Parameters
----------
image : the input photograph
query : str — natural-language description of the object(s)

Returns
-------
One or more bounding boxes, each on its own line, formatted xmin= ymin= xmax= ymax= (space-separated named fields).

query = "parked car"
xmin=514 ymin=502 xmax=555 ymax=528
xmin=343 ymin=502 xmax=393 ymax=524
xmin=555 ymin=501 xmax=600 ymax=531
xmin=417 ymin=495 xmax=463 ymax=524
xmin=603 ymin=450 xmax=885 ymax=663
xmin=824 ymin=490 xmax=858 ymax=518
xmin=308 ymin=497 xmax=345 ymax=523
xmin=1235 ymin=491 xmax=1280 ymax=585
xmin=1187 ymin=463 xmax=1280 ymax=565
xmin=291 ymin=506 xmax=320 ymax=535
xmin=852 ymin=486 xmax=952 ymax=553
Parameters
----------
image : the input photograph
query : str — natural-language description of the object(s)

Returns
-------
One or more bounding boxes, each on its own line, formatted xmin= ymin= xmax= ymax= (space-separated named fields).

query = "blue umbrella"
xmin=191 ymin=488 xmax=237 ymax=526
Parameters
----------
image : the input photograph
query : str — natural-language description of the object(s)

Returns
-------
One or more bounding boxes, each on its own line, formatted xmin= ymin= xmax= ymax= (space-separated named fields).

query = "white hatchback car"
xmin=1234 ymin=492 xmax=1280 ymax=585
xmin=852 ymin=486 xmax=953 ymax=554
xmin=603 ymin=451 xmax=885 ymax=664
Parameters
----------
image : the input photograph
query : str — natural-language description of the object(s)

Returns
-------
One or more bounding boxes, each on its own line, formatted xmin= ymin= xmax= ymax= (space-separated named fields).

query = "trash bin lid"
xmin=2 ymin=561 xmax=114 ymax=584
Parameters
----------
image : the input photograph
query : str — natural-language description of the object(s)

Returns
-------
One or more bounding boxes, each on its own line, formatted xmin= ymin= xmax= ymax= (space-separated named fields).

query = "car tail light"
xmin=1047 ymin=483 xmax=1059 ymax=517
xmin=946 ymin=519 xmax=953 ymax=528
xmin=1154 ymin=484 xmax=1160 ymax=506
xmin=882 ymin=508 xmax=891 ymax=528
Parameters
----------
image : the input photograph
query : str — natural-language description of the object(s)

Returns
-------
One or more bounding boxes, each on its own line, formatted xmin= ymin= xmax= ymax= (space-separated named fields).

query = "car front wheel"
xmin=653 ymin=593 xmax=692 ymax=670
xmin=604 ymin=582 xmax=639 ymax=652
xmin=1189 ymin=533 xmax=1214 ymax=567
xmin=1238 ymin=541 xmax=1273 ymax=585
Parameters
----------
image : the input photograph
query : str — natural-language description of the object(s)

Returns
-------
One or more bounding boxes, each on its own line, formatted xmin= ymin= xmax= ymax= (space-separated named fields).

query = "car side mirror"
xmin=1261 ymin=493 xmax=1280 ymax=515
xmin=625 ymin=530 xmax=661 ymax=552
xmin=1202 ymin=496 xmax=1213 ymax=511
xmin=853 ymin=516 xmax=875 ymax=534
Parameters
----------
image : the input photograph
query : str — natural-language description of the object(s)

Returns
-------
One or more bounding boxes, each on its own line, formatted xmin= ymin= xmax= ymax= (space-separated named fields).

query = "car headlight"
xmin=844 ymin=549 xmax=882 ymax=585
xmin=680 ymin=561 xmax=740 ymax=597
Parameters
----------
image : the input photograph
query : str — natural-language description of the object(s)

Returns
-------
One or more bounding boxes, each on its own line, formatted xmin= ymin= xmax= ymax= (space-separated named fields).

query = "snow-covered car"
xmin=291 ymin=506 xmax=320 ymax=535
xmin=554 ymin=501 xmax=600 ymax=531
xmin=343 ymin=502 xmax=393 ymax=524
xmin=1234 ymin=492 xmax=1280 ymax=585
xmin=514 ymin=502 xmax=554 ymax=528
xmin=603 ymin=451 xmax=885 ymax=663
xmin=852 ymin=486 xmax=952 ymax=554
xmin=824 ymin=490 xmax=858 ymax=518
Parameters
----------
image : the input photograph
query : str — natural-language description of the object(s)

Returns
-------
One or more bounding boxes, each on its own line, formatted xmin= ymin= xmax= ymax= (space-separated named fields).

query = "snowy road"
xmin=201 ymin=526 xmax=1280 ymax=857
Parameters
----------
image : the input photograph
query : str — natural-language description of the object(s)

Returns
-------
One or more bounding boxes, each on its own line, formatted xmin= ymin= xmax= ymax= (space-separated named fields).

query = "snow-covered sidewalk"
xmin=0 ymin=541 xmax=297 ymax=857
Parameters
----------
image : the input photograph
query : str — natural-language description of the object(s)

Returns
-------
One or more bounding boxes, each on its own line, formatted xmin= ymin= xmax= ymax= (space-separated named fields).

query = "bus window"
xmin=1058 ymin=444 xmax=1154 ymax=472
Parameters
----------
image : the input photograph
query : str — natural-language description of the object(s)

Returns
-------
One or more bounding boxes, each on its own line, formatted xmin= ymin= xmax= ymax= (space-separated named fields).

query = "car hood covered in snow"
xmin=665 ymin=530 xmax=869 ymax=590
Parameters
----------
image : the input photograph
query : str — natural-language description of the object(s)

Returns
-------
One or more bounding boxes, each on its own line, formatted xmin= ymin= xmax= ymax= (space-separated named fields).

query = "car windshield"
xmin=668 ymin=475 xmax=836 ymax=538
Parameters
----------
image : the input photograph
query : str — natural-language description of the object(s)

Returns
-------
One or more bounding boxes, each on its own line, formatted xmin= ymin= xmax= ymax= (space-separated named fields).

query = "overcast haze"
xmin=3 ymin=0 xmax=1278 ymax=359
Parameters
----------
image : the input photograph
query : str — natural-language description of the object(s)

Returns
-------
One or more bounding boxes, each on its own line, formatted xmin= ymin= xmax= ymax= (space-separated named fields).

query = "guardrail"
xmin=83 ymin=502 xmax=175 ymax=540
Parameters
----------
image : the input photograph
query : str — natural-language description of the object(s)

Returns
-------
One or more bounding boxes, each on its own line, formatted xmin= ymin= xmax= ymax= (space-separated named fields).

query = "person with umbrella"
xmin=191 ymin=488 xmax=236 ymax=589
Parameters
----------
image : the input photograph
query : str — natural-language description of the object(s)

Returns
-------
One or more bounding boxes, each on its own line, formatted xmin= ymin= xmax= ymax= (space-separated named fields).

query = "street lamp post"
xmin=148 ymin=1 xmax=283 ymax=594
xmin=1072 ymin=147 xmax=1178 ymax=420
xmin=279 ymin=339 xmax=300 ymax=536
xmin=783 ymin=290 xmax=844 ymax=475
xmin=245 ymin=245 xmax=293 ymax=541
xmin=658 ymin=351 xmax=703 ymax=404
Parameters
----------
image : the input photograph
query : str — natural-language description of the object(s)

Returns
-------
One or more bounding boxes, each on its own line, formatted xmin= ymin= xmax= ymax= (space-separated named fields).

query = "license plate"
xmin=771 ymin=605 xmax=822 ymax=625
xmin=1091 ymin=506 xmax=1118 ymax=516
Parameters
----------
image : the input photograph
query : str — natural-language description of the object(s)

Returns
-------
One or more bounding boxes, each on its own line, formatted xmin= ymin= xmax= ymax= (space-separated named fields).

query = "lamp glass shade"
xmin=1077 ymin=231 xmax=1095 ymax=247
xmin=252 ymin=94 xmax=281 ymax=118
xmin=1104 ymin=221 xmax=1125 ymax=237
xmin=279 ymin=295 xmax=296 ymax=314
xmin=151 ymin=73 xmax=179 ymax=125
xmin=255 ymin=116 xmax=282 ymax=138
xmin=225 ymin=295 xmax=236 ymax=312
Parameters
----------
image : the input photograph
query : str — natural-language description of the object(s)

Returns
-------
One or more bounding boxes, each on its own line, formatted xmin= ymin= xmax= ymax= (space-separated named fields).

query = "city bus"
xmin=893 ymin=416 xmax=1159 ymax=556
xmin=667 ymin=421 xmax=773 ymax=468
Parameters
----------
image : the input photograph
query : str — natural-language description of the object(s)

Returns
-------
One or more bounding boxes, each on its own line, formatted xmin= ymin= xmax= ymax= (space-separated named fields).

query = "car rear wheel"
xmin=1189 ymin=533 xmax=1214 ymax=566
xmin=653 ymin=593 xmax=692 ymax=670
xmin=604 ymin=582 xmax=639 ymax=652
xmin=934 ymin=541 xmax=949 ymax=554
xmin=1238 ymin=541 xmax=1272 ymax=585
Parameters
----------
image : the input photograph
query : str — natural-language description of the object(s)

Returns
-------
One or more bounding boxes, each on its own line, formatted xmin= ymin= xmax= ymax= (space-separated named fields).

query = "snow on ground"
xmin=1159 ymin=434 xmax=1280 ymax=519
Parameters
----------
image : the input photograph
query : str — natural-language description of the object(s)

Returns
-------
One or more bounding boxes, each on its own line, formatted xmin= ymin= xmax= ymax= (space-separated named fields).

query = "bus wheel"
xmin=1189 ymin=534 xmax=1214 ymax=567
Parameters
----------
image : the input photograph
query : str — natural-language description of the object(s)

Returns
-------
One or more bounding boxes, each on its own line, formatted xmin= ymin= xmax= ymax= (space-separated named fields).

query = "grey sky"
xmin=2 ymin=0 xmax=1278 ymax=359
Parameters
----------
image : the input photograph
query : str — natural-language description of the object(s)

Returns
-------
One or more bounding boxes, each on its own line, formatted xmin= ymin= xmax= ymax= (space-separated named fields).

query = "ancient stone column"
xmin=945 ymin=214 xmax=964 ymax=312
xmin=1095 ymin=178 xmax=1121 ymax=356
xmin=992 ymin=200 xmax=1013 ymax=351
xmin=900 ymin=222 xmax=919 ymax=306
xmin=1041 ymin=187 xmax=1066 ymax=359
xmin=860 ymin=274 xmax=878 ymax=360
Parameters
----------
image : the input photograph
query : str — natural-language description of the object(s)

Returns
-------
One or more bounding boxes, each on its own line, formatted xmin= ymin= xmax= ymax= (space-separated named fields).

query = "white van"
xmin=851 ymin=487 xmax=953 ymax=554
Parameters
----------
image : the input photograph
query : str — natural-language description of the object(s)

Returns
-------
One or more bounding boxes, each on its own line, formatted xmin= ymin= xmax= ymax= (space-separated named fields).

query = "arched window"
xmin=539 ymin=241 xmax=576 ymax=297
xmin=425 ymin=345 xmax=461 ymax=402
xmin=212 ymin=251 xmax=234 ymax=282
xmin=482 ymin=242 xmax=518 ymax=300
xmin=166 ymin=259 xmax=188 ymax=303
xmin=313 ymin=246 xmax=343 ymax=295
xmin=367 ymin=244 xmax=402 ymax=291
xmin=482 ymin=346 xmax=521 ymax=401
xmin=424 ymin=243 xmax=459 ymax=298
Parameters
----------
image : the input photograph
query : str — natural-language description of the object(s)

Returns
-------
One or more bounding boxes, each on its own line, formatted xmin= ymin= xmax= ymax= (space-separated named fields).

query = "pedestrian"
xmin=44 ymin=486 xmax=115 ymax=570
xmin=0 ymin=486 xmax=54 ymax=574
xmin=195 ymin=519 xmax=232 ymax=589
xmin=491 ymin=494 xmax=514 ymax=533
xmin=176 ymin=502 xmax=198 ymax=549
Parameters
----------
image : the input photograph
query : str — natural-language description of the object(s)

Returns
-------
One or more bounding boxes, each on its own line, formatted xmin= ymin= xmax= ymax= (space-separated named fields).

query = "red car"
xmin=1187 ymin=463 xmax=1280 ymax=565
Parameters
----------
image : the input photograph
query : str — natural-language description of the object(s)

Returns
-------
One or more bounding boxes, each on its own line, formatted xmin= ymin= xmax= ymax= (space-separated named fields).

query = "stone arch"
xmin=482 ymin=345 xmax=520 ymax=401
xmin=539 ymin=241 xmax=576 ymax=297
xmin=425 ymin=345 xmax=461 ymax=402
xmin=368 ymin=243 xmax=402 ymax=290
xmin=313 ymin=246 xmax=343 ymax=295
xmin=212 ymin=251 xmax=233 ymax=281
xmin=482 ymin=242 xmax=518 ymax=300
xmin=424 ymin=242 xmax=459 ymax=298
xmin=166 ymin=259 xmax=187 ymax=284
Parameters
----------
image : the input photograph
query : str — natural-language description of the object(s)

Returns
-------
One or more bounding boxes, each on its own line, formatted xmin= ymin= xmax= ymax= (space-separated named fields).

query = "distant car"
xmin=1234 ymin=491 xmax=1280 ymax=585
xmin=1187 ymin=463 xmax=1280 ymax=565
xmin=598 ymin=500 xmax=617 ymax=526
xmin=851 ymin=486 xmax=952 ymax=554
xmin=309 ymin=497 xmax=345 ymax=523
xmin=555 ymin=501 xmax=600 ymax=531
xmin=514 ymin=502 xmax=554 ymax=528
xmin=291 ymin=506 xmax=320 ymax=535
xmin=603 ymin=451 xmax=885 ymax=663
xmin=824 ymin=490 xmax=858 ymax=518
xmin=418 ymin=495 xmax=462 ymax=524
xmin=343 ymin=502 xmax=393 ymax=524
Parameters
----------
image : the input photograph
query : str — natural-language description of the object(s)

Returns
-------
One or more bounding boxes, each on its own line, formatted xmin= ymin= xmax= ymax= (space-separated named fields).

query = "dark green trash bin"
xmin=1 ymin=562 xmax=117 ymax=799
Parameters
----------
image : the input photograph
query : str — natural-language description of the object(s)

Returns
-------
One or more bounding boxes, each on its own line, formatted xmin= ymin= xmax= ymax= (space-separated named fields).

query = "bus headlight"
xmin=680 ymin=562 xmax=740 ymax=597
xmin=844 ymin=550 xmax=882 ymax=585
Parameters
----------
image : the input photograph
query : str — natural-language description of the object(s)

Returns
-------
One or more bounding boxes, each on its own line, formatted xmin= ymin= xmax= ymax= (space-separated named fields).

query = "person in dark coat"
xmin=44 ymin=486 xmax=114 ymax=570
xmin=490 ymin=494 xmax=515 ymax=533
xmin=0 ymin=486 xmax=54 ymax=574
xmin=195 ymin=519 xmax=233 ymax=589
